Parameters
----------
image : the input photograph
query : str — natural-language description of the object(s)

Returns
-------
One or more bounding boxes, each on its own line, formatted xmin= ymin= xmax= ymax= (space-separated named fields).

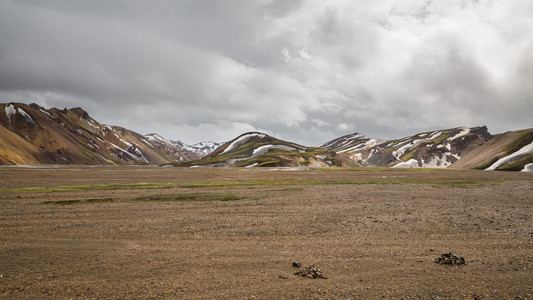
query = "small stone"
xmin=279 ymin=274 xmax=288 ymax=279
xmin=292 ymin=261 xmax=302 ymax=268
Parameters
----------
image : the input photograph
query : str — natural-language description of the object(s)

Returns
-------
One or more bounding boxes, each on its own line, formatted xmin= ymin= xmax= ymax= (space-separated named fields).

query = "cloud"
xmin=0 ymin=0 xmax=531 ymax=145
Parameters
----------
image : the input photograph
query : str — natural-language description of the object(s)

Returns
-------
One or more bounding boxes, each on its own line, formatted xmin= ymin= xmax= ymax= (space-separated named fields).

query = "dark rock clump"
xmin=434 ymin=252 xmax=466 ymax=266
xmin=293 ymin=264 xmax=328 ymax=279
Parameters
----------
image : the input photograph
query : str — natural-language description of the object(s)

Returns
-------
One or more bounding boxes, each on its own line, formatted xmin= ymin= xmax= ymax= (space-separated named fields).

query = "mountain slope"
xmin=321 ymin=126 xmax=493 ymax=168
xmin=0 ymin=102 xmax=201 ymax=165
xmin=449 ymin=129 xmax=533 ymax=171
xmin=170 ymin=132 xmax=358 ymax=168
xmin=185 ymin=141 xmax=224 ymax=155
xmin=318 ymin=133 xmax=383 ymax=154
xmin=146 ymin=134 xmax=222 ymax=156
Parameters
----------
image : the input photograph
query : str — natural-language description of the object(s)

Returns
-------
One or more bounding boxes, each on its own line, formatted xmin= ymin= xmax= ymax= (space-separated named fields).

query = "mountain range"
xmin=317 ymin=126 xmax=532 ymax=171
xmin=168 ymin=132 xmax=356 ymax=168
xmin=1 ymin=102 xmax=531 ymax=171
xmin=0 ymin=102 xmax=216 ymax=165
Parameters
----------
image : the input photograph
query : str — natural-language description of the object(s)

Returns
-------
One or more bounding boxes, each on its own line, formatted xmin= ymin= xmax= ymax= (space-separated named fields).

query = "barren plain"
xmin=0 ymin=166 xmax=532 ymax=299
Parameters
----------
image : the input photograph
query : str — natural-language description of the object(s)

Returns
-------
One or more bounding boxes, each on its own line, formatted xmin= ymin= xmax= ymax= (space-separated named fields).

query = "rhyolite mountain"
xmin=319 ymin=126 xmax=533 ymax=171
xmin=449 ymin=128 xmax=533 ymax=171
xmin=144 ymin=134 xmax=222 ymax=157
xmin=169 ymin=132 xmax=358 ymax=168
xmin=0 ymin=102 xmax=203 ymax=165
xmin=2 ymin=102 xmax=531 ymax=170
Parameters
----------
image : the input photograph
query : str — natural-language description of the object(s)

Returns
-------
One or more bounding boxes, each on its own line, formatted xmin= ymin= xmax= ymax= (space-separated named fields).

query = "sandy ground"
xmin=0 ymin=166 xmax=532 ymax=299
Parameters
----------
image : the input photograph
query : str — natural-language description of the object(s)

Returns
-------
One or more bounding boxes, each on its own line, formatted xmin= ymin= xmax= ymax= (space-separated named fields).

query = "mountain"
xmin=317 ymin=133 xmax=383 ymax=154
xmin=0 ymin=102 xmax=201 ymax=165
xmin=320 ymin=126 xmax=533 ymax=171
xmin=186 ymin=141 xmax=224 ymax=155
xmin=320 ymin=126 xmax=492 ymax=168
xmin=169 ymin=132 xmax=358 ymax=168
xmin=160 ymin=137 xmax=223 ymax=155
xmin=449 ymin=129 xmax=533 ymax=171
xmin=3 ymin=102 xmax=530 ymax=170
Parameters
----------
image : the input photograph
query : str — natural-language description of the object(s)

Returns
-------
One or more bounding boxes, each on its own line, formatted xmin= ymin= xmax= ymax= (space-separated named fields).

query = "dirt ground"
xmin=0 ymin=166 xmax=532 ymax=299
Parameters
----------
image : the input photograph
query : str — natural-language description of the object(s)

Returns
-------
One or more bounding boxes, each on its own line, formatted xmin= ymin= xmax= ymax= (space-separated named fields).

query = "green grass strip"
xmin=39 ymin=198 xmax=114 ymax=205
xmin=135 ymin=193 xmax=243 ymax=202
xmin=1 ymin=182 xmax=174 ymax=194
xmin=179 ymin=177 xmax=526 ymax=189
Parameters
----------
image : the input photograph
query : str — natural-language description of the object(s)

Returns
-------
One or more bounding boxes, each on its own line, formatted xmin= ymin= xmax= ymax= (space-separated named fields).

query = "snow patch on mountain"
xmin=317 ymin=133 xmax=383 ymax=153
xmin=145 ymin=133 xmax=221 ymax=155
xmin=252 ymin=145 xmax=296 ymax=158
xmin=223 ymin=133 xmax=265 ymax=154
xmin=393 ymin=131 xmax=442 ymax=159
xmin=188 ymin=141 xmax=223 ymax=155
xmin=146 ymin=133 xmax=175 ymax=147
xmin=3 ymin=104 xmax=36 ymax=125
xmin=109 ymin=141 xmax=148 ymax=163
xmin=5 ymin=104 xmax=16 ymax=123
xmin=228 ymin=145 xmax=295 ymax=165
xmin=81 ymin=117 xmax=99 ymax=133
xmin=448 ymin=127 xmax=470 ymax=141
xmin=40 ymin=109 xmax=52 ymax=118
xmin=393 ymin=159 xmax=419 ymax=168
xmin=521 ymin=163 xmax=533 ymax=172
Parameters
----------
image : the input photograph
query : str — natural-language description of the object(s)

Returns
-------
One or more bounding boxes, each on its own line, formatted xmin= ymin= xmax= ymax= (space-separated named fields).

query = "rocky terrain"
xmin=0 ymin=166 xmax=531 ymax=298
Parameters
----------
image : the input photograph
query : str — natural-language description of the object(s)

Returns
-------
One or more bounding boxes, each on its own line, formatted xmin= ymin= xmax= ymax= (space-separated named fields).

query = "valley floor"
xmin=0 ymin=166 xmax=532 ymax=299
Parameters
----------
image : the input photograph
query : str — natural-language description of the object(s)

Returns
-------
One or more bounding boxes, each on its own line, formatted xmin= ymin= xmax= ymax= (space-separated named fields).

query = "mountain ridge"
xmin=170 ymin=131 xmax=358 ymax=168
xmin=0 ymin=102 xmax=203 ymax=165
xmin=320 ymin=126 xmax=532 ymax=171
xmin=2 ymin=102 xmax=531 ymax=171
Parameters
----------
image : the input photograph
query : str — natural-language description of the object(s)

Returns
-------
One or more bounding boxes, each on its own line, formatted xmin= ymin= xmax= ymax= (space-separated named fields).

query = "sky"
xmin=0 ymin=0 xmax=532 ymax=145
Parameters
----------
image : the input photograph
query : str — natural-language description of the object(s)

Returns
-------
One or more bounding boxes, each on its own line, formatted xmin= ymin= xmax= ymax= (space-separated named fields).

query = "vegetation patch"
xmin=1 ymin=182 xmax=174 ymax=194
xmin=180 ymin=176 xmax=513 ymax=189
xmin=239 ymin=156 xmax=282 ymax=167
xmin=474 ymin=157 xmax=500 ymax=170
xmin=39 ymin=198 xmax=114 ymax=205
xmin=495 ymin=154 xmax=533 ymax=171
xmin=135 ymin=193 xmax=243 ymax=202
xmin=504 ymin=130 xmax=533 ymax=154
xmin=428 ymin=130 xmax=454 ymax=145
xmin=271 ymin=187 xmax=305 ymax=192
xmin=179 ymin=178 xmax=307 ymax=188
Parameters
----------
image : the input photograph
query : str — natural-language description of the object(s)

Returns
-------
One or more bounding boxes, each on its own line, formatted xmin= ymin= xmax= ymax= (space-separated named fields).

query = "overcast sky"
xmin=1 ymin=0 xmax=532 ymax=145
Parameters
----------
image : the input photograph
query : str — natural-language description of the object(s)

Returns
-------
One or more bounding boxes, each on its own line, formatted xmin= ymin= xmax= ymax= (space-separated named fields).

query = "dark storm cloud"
xmin=0 ymin=0 xmax=531 ymax=145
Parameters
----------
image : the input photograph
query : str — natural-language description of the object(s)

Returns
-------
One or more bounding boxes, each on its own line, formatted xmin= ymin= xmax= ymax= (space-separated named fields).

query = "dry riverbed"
xmin=0 ymin=166 xmax=532 ymax=299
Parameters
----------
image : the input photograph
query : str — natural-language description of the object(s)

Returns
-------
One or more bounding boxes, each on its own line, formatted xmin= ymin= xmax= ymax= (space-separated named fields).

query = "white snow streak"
xmin=486 ymin=141 xmax=533 ymax=170
xmin=222 ymin=133 xmax=264 ymax=154
xmin=448 ymin=127 xmax=470 ymax=141
xmin=521 ymin=163 xmax=533 ymax=172
xmin=39 ymin=109 xmax=52 ymax=118
xmin=17 ymin=108 xmax=36 ymax=124
xmin=393 ymin=159 xmax=419 ymax=168
xmin=392 ymin=131 xmax=442 ymax=159
xmin=5 ymin=104 xmax=16 ymax=123
xmin=252 ymin=145 xmax=295 ymax=158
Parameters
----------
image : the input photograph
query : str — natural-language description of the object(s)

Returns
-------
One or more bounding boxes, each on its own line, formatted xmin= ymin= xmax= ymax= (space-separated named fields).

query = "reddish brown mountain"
xmin=0 ymin=103 xmax=201 ymax=165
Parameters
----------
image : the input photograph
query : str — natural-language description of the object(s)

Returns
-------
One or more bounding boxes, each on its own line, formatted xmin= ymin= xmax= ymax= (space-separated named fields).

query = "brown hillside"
xmin=449 ymin=129 xmax=532 ymax=169
xmin=1 ymin=102 xmax=200 ymax=165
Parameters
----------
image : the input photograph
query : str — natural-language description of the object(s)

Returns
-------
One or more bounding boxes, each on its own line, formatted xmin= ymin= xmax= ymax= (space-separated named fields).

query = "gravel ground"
xmin=0 ymin=166 xmax=532 ymax=299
